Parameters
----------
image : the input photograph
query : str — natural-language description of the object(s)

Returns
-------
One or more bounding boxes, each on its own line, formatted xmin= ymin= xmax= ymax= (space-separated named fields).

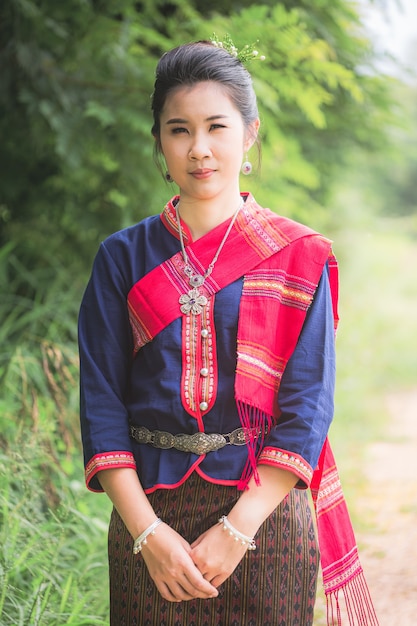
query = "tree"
xmin=362 ymin=81 xmax=417 ymax=217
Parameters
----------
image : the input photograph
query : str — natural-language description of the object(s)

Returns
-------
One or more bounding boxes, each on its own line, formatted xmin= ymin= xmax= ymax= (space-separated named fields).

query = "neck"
xmin=177 ymin=191 xmax=243 ymax=240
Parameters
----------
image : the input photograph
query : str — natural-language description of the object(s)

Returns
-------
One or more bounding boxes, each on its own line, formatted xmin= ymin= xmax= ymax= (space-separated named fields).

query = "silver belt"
xmin=129 ymin=425 xmax=261 ymax=456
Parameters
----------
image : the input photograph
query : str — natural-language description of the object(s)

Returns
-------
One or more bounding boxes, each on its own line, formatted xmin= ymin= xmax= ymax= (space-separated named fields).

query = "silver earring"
xmin=165 ymin=171 xmax=174 ymax=182
xmin=241 ymin=156 xmax=252 ymax=176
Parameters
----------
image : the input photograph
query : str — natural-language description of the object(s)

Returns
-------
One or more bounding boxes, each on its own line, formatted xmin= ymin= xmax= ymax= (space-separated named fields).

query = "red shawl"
xmin=127 ymin=194 xmax=378 ymax=625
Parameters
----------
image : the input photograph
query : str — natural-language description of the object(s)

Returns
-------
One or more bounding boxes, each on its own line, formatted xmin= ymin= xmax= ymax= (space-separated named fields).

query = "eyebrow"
xmin=165 ymin=115 xmax=229 ymax=125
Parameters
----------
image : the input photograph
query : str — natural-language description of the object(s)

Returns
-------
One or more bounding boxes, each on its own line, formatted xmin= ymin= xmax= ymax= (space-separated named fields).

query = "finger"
xmin=209 ymin=573 xmax=228 ymax=588
xmin=158 ymin=578 xmax=198 ymax=602
xmin=176 ymin=556 xmax=218 ymax=593
xmin=163 ymin=578 xmax=216 ymax=602
xmin=158 ymin=583 xmax=183 ymax=603
xmin=180 ymin=573 xmax=218 ymax=599
xmin=156 ymin=563 xmax=218 ymax=601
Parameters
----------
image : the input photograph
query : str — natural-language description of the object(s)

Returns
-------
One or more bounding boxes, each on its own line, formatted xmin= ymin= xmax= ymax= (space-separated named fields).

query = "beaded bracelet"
xmin=133 ymin=518 xmax=163 ymax=555
xmin=218 ymin=515 xmax=256 ymax=551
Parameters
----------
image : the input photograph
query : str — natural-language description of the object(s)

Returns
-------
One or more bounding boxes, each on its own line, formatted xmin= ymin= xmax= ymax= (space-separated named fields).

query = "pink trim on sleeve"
xmin=258 ymin=447 xmax=313 ymax=488
xmin=85 ymin=451 xmax=137 ymax=492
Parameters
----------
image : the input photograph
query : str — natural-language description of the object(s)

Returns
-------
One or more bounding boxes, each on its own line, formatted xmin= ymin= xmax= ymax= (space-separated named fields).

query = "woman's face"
xmin=159 ymin=81 xmax=259 ymax=204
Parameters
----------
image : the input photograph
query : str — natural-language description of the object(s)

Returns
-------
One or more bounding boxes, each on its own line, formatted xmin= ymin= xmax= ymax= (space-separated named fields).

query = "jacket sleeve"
xmin=258 ymin=263 xmax=336 ymax=488
xmin=78 ymin=241 xmax=136 ymax=492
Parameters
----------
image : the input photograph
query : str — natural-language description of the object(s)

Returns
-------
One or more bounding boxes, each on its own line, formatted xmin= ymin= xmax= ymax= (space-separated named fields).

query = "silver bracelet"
xmin=218 ymin=515 xmax=256 ymax=551
xmin=133 ymin=518 xmax=163 ymax=555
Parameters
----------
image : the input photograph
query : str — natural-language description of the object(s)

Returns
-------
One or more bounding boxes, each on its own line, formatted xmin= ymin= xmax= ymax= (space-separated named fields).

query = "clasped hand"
xmin=141 ymin=521 xmax=249 ymax=602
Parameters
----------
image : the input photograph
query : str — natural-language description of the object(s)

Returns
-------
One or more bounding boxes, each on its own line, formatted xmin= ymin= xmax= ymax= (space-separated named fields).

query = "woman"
xmin=79 ymin=40 xmax=377 ymax=626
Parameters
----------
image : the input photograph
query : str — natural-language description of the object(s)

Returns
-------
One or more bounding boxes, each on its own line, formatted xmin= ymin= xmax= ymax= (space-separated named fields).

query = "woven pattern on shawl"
xmin=127 ymin=251 xmax=191 ymax=355
xmin=242 ymin=269 xmax=317 ymax=310
xmin=127 ymin=252 xmax=190 ymax=355
xmin=311 ymin=460 xmax=364 ymax=593
xmin=322 ymin=546 xmax=363 ymax=594
xmin=236 ymin=267 xmax=319 ymax=404
xmin=236 ymin=342 xmax=285 ymax=395
xmin=313 ymin=462 xmax=345 ymax=520
xmin=236 ymin=203 xmax=291 ymax=258
xmin=127 ymin=300 xmax=153 ymax=354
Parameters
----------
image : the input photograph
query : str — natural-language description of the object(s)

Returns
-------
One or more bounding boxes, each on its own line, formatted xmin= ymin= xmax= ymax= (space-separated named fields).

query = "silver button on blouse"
xmin=199 ymin=401 xmax=208 ymax=411
xmin=200 ymin=368 xmax=209 ymax=377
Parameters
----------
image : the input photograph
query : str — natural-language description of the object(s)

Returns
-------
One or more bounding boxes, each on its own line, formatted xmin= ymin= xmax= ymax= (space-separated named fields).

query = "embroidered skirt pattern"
xmin=108 ymin=473 xmax=319 ymax=626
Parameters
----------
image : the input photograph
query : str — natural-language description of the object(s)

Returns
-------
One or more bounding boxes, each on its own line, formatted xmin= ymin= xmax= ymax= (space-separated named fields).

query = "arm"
xmin=79 ymin=243 xmax=217 ymax=601
xmin=98 ymin=467 xmax=218 ymax=602
xmin=78 ymin=242 xmax=136 ymax=491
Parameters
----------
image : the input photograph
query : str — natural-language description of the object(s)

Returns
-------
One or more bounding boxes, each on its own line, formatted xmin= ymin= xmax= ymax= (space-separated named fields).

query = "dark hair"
xmin=151 ymin=41 xmax=260 ymax=159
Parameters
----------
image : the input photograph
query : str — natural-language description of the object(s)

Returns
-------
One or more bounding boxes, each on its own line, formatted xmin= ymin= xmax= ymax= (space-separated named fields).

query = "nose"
xmin=188 ymin=132 xmax=212 ymax=160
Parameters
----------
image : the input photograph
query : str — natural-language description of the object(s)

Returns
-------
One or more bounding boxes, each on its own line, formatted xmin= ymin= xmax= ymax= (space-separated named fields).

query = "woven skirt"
xmin=108 ymin=472 xmax=319 ymax=626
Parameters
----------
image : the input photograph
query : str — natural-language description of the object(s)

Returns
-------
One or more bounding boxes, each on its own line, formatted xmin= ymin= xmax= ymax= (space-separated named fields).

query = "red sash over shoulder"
xmin=127 ymin=194 xmax=378 ymax=626
xmin=127 ymin=193 xmax=329 ymax=353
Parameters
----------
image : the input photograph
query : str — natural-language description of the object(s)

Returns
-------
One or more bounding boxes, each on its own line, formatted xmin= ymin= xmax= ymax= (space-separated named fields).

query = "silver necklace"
xmin=176 ymin=199 xmax=243 ymax=315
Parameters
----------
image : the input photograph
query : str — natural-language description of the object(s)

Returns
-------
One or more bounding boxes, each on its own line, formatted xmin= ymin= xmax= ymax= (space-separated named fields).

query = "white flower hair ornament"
xmin=210 ymin=33 xmax=265 ymax=65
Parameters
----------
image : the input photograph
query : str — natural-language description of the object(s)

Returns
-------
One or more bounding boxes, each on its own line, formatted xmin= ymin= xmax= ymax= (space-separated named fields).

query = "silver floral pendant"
xmin=179 ymin=288 xmax=208 ymax=315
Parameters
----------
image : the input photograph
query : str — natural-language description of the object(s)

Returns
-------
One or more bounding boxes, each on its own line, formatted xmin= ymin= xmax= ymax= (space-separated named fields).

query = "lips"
xmin=190 ymin=168 xmax=215 ymax=179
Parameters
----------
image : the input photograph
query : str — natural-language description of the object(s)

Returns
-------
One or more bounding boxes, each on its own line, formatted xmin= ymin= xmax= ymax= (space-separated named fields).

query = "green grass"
xmin=0 ymin=245 xmax=112 ymax=625
xmin=0 ymin=443 xmax=112 ymax=626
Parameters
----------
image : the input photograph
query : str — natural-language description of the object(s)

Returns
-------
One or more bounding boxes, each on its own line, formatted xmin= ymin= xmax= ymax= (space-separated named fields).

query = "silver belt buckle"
xmin=175 ymin=432 xmax=227 ymax=454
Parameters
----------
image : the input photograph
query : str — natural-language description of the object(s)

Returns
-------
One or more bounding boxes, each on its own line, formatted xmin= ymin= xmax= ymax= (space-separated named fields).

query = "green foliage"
xmin=0 ymin=244 xmax=110 ymax=622
xmin=0 ymin=444 xmax=111 ymax=625
xmin=0 ymin=241 xmax=80 ymax=433
xmin=2 ymin=0 xmax=162 ymax=268
xmin=350 ymin=81 xmax=417 ymax=217
xmin=1 ymin=0 xmax=394 ymax=263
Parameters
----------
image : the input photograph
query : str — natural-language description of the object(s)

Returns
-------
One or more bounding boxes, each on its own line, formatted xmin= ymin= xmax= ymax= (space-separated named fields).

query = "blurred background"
xmin=1 ymin=0 xmax=416 ymax=624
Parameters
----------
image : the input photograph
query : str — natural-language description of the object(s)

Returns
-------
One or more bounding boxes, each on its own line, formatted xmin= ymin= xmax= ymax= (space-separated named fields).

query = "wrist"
xmin=133 ymin=518 xmax=163 ymax=554
xmin=226 ymin=508 xmax=263 ymax=538
xmin=218 ymin=515 xmax=256 ymax=551
xmin=130 ymin=513 xmax=160 ymax=540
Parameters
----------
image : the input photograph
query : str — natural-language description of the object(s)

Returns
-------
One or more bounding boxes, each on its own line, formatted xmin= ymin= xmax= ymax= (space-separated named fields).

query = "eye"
xmin=171 ymin=127 xmax=188 ymax=134
xmin=210 ymin=123 xmax=226 ymax=131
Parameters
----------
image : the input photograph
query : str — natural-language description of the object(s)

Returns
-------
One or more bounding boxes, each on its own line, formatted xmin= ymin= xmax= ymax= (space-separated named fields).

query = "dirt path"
xmin=355 ymin=388 xmax=417 ymax=625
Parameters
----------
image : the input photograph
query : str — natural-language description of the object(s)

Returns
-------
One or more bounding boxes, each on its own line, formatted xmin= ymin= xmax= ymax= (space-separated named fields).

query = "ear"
xmin=243 ymin=118 xmax=260 ymax=152
xmin=153 ymin=131 xmax=163 ymax=155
